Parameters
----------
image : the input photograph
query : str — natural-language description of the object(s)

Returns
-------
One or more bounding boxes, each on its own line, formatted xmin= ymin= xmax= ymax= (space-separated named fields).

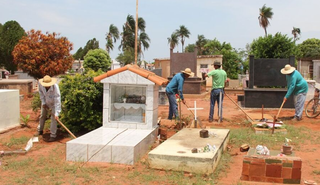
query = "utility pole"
xmin=134 ymin=0 xmax=138 ymax=65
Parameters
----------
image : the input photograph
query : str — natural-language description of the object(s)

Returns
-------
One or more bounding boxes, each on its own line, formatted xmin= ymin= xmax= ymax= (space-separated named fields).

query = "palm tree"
xmin=292 ymin=27 xmax=301 ymax=42
xmin=167 ymin=33 xmax=179 ymax=50
xmin=105 ymin=24 xmax=119 ymax=53
xmin=195 ymin=34 xmax=207 ymax=55
xmin=175 ymin=25 xmax=190 ymax=52
xmin=258 ymin=4 xmax=273 ymax=37
xmin=119 ymin=15 xmax=150 ymax=61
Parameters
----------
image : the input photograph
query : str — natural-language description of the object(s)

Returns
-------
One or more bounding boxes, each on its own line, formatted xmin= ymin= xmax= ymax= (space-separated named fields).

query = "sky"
xmin=1 ymin=0 xmax=320 ymax=63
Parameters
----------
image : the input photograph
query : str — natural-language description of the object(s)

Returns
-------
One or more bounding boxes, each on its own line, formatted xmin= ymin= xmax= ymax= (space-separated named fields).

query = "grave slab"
xmin=66 ymin=127 xmax=157 ymax=165
xmin=148 ymin=128 xmax=230 ymax=174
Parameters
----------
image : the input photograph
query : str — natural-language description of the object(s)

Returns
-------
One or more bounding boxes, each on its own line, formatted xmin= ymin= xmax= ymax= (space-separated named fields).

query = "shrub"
xmin=59 ymin=70 xmax=104 ymax=134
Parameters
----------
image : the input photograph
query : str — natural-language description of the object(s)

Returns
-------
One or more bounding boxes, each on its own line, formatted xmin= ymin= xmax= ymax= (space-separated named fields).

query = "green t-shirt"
xmin=207 ymin=68 xmax=227 ymax=89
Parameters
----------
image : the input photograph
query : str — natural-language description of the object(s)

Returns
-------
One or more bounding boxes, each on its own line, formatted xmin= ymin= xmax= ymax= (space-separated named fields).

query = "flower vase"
xmin=282 ymin=145 xmax=292 ymax=155
xmin=123 ymin=98 xmax=127 ymax=103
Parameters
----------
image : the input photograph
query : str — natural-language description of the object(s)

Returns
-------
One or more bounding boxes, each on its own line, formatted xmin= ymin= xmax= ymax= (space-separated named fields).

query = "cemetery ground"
xmin=0 ymin=92 xmax=320 ymax=185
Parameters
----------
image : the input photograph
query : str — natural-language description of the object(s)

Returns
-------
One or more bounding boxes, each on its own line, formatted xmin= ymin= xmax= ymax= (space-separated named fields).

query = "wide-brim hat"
xmin=181 ymin=68 xmax=194 ymax=77
xmin=39 ymin=75 xmax=57 ymax=87
xmin=281 ymin=64 xmax=296 ymax=75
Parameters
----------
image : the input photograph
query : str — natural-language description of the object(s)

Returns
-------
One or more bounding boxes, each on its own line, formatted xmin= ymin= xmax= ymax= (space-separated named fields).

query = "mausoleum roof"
xmin=93 ymin=64 xmax=169 ymax=86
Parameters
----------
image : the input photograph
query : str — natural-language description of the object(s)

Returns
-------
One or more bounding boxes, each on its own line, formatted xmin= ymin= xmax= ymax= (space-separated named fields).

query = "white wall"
xmin=0 ymin=90 xmax=20 ymax=132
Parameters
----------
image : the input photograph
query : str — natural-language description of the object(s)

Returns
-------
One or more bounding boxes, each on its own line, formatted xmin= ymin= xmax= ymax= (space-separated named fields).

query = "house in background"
xmin=154 ymin=55 xmax=223 ymax=87
xmin=297 ymin=59 xmax=320 ymax=82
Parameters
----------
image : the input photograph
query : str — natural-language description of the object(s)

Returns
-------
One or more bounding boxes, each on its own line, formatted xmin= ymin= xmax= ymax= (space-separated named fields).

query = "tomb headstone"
xmin=244 ymin=56 xmax=295 ymax=108
xmin=0 ymin=90 xmax=20 ymax=133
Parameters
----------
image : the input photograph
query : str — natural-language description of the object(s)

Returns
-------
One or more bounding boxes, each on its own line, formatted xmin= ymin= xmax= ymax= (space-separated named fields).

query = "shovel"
xmin=276 ymin=100 xmax=285 ymax=120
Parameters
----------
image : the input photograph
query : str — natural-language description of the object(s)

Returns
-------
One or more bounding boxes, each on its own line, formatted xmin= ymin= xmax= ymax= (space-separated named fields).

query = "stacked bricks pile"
xmin=241 ymin=151 xmax=301 ymax=184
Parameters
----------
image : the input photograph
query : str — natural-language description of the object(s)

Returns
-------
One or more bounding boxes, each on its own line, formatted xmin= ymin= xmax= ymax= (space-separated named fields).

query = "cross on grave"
xmin=187 ymin=101 xmax=204 ymax=128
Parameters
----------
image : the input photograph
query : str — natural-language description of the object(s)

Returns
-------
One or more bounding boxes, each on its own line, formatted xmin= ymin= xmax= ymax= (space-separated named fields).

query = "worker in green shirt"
xmin=205 ymin=61 xmax=227 ymax=123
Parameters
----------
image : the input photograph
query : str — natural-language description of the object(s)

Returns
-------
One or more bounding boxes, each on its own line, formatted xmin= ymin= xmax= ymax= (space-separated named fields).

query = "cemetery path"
xmin=0 ymin=92 xmax=319 ymax=184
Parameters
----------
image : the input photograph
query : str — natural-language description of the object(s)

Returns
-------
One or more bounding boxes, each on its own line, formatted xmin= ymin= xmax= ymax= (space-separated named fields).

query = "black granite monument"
xmin=244 ymin=55 xmax=295 ymax=108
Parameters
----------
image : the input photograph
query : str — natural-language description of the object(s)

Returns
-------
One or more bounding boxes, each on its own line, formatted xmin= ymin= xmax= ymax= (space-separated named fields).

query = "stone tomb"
xmin=0 ymin=90 xmax=20 ymax=133
xmin=148 ymin=128 xmax=230 ymax=174
xmin=66 ymin=65 xmax=168 ymax=164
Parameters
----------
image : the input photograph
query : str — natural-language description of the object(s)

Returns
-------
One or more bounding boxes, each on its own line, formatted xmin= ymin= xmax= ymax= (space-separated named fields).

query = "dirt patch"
xmin=0 ymin=93 xmax=320 ymax=184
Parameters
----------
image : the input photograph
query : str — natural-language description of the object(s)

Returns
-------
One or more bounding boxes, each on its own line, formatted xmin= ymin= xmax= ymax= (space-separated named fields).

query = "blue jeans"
xmin=294 ymin=92 xmax=307 ymax=119
xmin=166 ymin=91 xmax=178 ymax=120
xmin=209 ymin=89 xmax=224 ymax=121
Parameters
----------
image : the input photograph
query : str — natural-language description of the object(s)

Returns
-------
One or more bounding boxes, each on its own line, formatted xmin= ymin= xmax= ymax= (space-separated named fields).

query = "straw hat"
xmin=39 ymin=75 xmax=57 ymax=87
xmin=181 ymin=68 xmax=194 ymax=77
xmin=281 ymin=64 xmax=296 ymax=75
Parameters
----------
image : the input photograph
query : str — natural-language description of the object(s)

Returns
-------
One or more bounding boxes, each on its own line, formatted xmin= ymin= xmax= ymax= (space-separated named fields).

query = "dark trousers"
xmin=209 ymin=88 xmax=224 ymax=121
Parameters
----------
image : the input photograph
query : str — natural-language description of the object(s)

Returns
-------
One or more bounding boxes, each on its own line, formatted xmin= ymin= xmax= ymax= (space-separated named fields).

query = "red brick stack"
xmin=241 ymin=154 xmax=301 ymax=184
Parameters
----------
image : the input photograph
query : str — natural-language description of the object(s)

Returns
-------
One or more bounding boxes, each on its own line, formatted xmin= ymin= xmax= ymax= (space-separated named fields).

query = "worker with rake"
xmin=281 ymin=64 xmax=308 ymax=121
xmin=205 ymin=61 xmax=227 ymax=123
xmin=34 ymin=75 xmax=61 ymax=142
xmin=166 ymin=68 xmax=194 ymax=120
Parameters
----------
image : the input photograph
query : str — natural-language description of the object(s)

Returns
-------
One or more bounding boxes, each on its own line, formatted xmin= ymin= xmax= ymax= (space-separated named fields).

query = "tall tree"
xmin=73 ymin=47 xmax=83 ymax=60
xmin=296 ymin=38 xmax=320 ymax=59
xmin=0 ymin=20 xmax=25 ymax=73
xmin=195 ymin=34 xmax=207 ymax=55
xmin=82 ymin=38 xmax=99 ymax=59
xmin=167 ymin=32 xmax=179 ymax=50
xmin=105 ymin=24 xmax=119 ymax=53
xmin=118 ymin=14 xmax=150 ymax=61
xmin=83 ymin=49 xmax=111 ymax=72
xmin=12 ymin=29 xmax=73 ymax=79
xmin=292 ymin=27 xmax=301 ymax=42
xmin=250 ymin=32 xmax=296 ymax=59
xmin=258 ymin=4 xmax=273 ymax=37
xmin=175 ymin=25 xmax=190 ymax=52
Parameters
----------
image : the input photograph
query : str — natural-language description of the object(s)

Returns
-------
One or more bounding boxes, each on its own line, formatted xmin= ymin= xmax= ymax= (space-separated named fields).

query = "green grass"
xmin=1 ymin=136 xmax=29 ymax=148
xmin=313 ymin=170 xmax=320 ymax=175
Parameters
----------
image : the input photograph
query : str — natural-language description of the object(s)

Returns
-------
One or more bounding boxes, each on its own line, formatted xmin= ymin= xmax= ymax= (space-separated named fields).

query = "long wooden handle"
xmin=56 ymin=118 xmax=77 ymax=139
xmin=224 ymin=93 xmax=254 ymax=122
xmin=276 ymin=100 xmax=285 ymax=120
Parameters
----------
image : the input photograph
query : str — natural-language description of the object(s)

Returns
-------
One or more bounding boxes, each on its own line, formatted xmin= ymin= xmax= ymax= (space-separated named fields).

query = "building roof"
xmin=93 ymin=64 xmax=169 ymax=86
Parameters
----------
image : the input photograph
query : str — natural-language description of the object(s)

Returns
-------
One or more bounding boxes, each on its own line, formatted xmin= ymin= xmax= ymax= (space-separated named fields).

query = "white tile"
xmin=66 ymin=143 xmax=87 ymax=162
xmin=103 ymin=90 xmax=109 ymax=109
xmin=118 ymin=71 xmax=137 ymax=84
xmin=136 ymin=75 xmax=154 ymax=85
xmin=101 ymin=74 xmax=119 ymax=83
xmin=0 ymin=90 xmax=20 ymax=132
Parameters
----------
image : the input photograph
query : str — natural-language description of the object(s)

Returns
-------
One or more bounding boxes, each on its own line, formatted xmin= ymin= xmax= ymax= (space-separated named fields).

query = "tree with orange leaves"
xmin=12 ymin=29 xmax=73 ymax=79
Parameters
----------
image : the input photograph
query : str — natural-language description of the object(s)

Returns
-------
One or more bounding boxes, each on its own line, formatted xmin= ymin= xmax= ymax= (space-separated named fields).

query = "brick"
xmin=291 ymin=168 xmax=301 ymax=180
xmin=242 ymin=163 xmax=250 ymax=176
xmin=265 ymin=177 xmax=283 ymax=183
xmin=282 ymin=162 xmax=293 ymax=167
xmin=249 ymin=163 xmax=266 ymax=177
xmin=265 ymin=158 xmax=282 ymax=164
xmin=282 ymin=167 xmax=292 ymax=179
xmin=250 ymin=176 xmax=266 ymax=182
xmin=283 ymin=179 xmax=301 ymax=184
xmin=266 ymin=164 xmax=282 ymax=178
xmin=293 ymin=160 xmax=302 ymax=168
xmin=240 ymin=175 xmax=249 ymax=181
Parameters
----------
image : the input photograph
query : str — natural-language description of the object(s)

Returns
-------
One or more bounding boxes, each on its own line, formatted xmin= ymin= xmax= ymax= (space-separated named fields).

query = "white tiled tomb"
xmin=66 ymin=67 xmax=162 ymax=164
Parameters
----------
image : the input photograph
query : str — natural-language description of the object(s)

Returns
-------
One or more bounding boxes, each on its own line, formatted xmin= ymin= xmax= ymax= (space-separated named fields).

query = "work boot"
xmin=34 ymin=131 xmax=43 ymax=137
xmin=47 ymin=137 xmax=56 ymax=142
